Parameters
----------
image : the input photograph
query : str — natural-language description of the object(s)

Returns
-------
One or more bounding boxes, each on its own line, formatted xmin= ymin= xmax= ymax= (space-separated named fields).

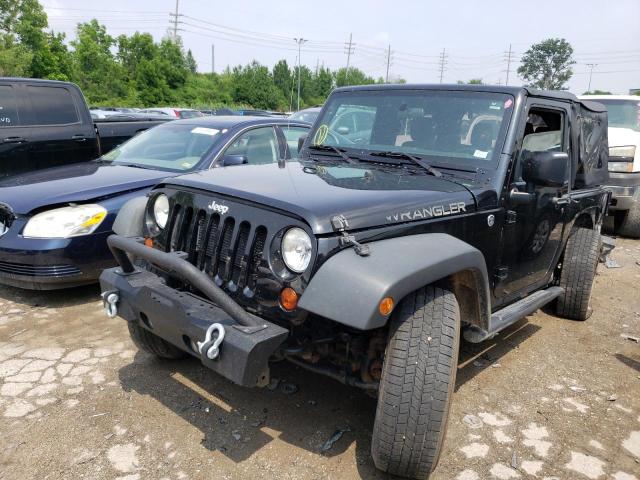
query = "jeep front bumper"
xmin=99 ymin=235 xmax=288 ymax=387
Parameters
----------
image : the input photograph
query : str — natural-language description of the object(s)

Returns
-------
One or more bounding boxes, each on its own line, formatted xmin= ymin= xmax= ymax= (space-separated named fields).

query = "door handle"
xmin=72 ymin=134 xmax=87 ymax=142
xmin=3 ymin=136 xmax=26 ymax=144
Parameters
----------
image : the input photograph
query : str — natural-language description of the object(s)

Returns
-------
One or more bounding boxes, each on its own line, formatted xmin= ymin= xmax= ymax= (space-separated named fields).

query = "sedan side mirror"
xmin=297 ymin=134 xmax=307 ymax=153
xmin=522 ymin=151 xmax=568 ymax=187
xmin=222 ymin=154 xmax=248 ymax=166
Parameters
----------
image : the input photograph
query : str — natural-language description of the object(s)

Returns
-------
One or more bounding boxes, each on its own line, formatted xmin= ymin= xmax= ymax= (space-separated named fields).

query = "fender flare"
xmin=298 ymin=233 xmax=491 ymax=330
xmin=112 ymin=196 xmax=147 ymax=237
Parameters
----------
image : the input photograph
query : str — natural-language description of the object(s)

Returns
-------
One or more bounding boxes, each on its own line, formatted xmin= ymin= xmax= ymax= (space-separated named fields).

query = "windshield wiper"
xmin=114 ymin=163 xmax=152 ymax=170
xmin=368 ymin=151 xmax=442 ymax=177
xmin=307 ymin=144 xmax=358 ymax=164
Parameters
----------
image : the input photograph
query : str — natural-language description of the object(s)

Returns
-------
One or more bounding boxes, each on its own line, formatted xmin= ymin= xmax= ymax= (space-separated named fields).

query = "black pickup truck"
xmin=100 ymin=84 xmax=609 ymax=479
xmin=0 ymin=78 xmax=170 ymax=177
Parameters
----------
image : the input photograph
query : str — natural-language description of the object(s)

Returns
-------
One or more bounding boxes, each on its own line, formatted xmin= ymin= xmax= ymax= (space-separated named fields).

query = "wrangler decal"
xmin=386 ymin=202 xmax=467 ymax=223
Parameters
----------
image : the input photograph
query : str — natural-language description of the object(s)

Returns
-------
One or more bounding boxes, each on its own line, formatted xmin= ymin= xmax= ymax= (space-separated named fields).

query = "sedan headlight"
xmin=152 ymin=194 xmax=170 ymax=229
xmin=23 ymin=204 xmax=107 ymax=239
xmin=281 ymin=227 xmax=312 ymax=273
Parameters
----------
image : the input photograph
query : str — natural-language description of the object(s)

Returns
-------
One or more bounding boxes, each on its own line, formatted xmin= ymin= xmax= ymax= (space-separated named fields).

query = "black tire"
xmin=371 ymin=285 xmax=460 ymax=479
xmin=617 ymin=204 xmax=640 ymax=238
xmin=556 ymin=227 xmax=601 ymax=321
xmin=127 ymin=322 xmax=186 ymax=359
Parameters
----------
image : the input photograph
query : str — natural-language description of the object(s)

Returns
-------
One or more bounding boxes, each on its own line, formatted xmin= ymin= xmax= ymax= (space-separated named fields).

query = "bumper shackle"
xmin=197 ymin=323 xmax=225 ymax=360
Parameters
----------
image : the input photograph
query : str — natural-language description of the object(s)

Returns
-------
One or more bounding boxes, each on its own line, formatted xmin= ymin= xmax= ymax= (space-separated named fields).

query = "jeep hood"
xmin=165 ymin=161 xmax=477 ymax=234
xmin=0 ymin=161 xmax=174 ymax=215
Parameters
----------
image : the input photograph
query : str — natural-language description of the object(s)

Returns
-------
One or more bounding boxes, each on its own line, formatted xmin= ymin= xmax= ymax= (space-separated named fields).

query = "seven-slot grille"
xmin=164 ymin=202 xmax=269 ymax=297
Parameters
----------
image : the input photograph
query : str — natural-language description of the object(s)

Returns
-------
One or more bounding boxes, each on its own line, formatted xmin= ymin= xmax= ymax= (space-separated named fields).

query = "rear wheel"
xmin=371 ymin=285 xmax=460 ymax=479
xmin=556 ymin=227 xmax=601 ymax=321
xmin=127 ymin=322 xmax=186 ymax=359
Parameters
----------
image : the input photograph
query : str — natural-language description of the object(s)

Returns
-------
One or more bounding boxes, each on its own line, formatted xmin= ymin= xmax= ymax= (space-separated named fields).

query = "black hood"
xmin=165 ymin=161 xmax=477 ymax=234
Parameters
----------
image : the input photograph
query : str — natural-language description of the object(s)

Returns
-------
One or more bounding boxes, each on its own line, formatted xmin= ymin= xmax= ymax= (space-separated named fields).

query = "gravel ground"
xmin=0 ymin=239 xmax=639 ymax=480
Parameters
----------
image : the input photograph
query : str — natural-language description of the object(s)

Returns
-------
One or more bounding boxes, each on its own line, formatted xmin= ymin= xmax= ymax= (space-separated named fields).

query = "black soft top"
xmin=333 ymin=83 xmax=604 ymax=111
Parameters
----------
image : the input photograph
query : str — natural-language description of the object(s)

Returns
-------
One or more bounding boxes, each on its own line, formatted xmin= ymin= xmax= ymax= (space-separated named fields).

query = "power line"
xmin=169 ymin=0 xmax=182 ymax=40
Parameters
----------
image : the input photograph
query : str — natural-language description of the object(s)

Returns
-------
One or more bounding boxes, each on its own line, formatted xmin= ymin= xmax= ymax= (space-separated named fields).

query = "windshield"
xmin=310 ymin=90 xmax=514 ymax=168
xmin=290 ymin=110 xmax=320 ymax=123
xmin=101 ymin=123 xmax=223 ymax=171
xmin=596 ymin=99 xmax=640 ymax=132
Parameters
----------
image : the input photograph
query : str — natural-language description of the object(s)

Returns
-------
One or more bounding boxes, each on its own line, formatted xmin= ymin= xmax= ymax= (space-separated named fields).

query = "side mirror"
xmin=297 ymin=134 xmax=307 ymax=153
xmin=336 ymin=126 xmax=350 ymax=135
xmin=522 ymin=151 xmax=568 ymax=187
xmin=222 ymin=154 xmax=248 ymax=166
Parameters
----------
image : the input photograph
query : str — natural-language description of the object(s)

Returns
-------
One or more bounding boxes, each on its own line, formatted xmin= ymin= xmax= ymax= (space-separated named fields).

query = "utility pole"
xmin=504 ymin=43 xmax=513 ymax=85
xmin=587 ymin=63 xmax=598 ymax=93
xmin=293 ymin=38 xmax=307 ymax=111
xmin=385 ymin=44 xmax=392 ymax=83
xmin=211 ymin=43 xmax=216 ymax=76
xmin=438 ymin=48 xmax=447 ymax=83
xmin=315 ymin=58 xmax=319 ymax=76
xmin=169 ymin=0 xmax=180 ymax=40
xmin=344 ymin=33 xmax=355 ymax=84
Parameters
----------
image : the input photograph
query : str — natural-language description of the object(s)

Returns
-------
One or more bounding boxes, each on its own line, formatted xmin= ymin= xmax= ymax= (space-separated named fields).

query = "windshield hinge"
xmin=331 ymin=214 xmax=349 ymax=231
xmin=332 ymin=215 xmax=370 ymax=256
xmin=339 ymin=232 xmax=370 ymax=257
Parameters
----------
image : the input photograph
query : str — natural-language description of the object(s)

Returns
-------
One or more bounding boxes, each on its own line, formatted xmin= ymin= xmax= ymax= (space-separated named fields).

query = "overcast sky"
xmin=43 ymin=0 xmax=640 ymax=95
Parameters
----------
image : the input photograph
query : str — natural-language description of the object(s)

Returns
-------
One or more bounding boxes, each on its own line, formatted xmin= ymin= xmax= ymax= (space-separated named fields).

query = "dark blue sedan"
xmin=0 ymin=116 xmax=310 ymax=289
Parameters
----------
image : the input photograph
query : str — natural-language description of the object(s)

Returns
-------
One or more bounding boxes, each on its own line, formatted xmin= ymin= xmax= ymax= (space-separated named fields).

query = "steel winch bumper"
xmin=99 ymin=235 xmax=289 ymax=387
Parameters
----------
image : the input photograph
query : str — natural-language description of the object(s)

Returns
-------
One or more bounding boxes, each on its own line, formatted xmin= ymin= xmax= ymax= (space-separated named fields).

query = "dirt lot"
xmin=0 ymin=239 xmax=639 ymax=480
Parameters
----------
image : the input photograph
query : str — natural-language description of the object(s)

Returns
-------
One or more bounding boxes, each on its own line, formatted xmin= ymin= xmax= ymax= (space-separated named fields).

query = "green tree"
xmin=71 ymin=20 xmax=128 ymax=103
xmin=232 ymin=61 xmax=285 ymax=110
xmin=185 ymin=49 xmax=197 ymax=74
xmin=335 ymin=67 xmax=376 ymax=88
xmin=272 ymin=59 xmax=293 ymax=103
xmin=517 ymin=38 xmax=575 ymax=90
xmin=582 ymin=89 xmax=612 ymax=95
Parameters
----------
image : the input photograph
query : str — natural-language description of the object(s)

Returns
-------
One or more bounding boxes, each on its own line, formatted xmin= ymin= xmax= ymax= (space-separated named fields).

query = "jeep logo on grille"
xmin=207 ymin=201 xmax=229 ymax=215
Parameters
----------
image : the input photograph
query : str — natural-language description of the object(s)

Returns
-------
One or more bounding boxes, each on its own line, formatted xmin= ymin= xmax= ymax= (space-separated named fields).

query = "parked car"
xmin=289 ymin=106 xmax=322 ymax=123
xmin=236 ymin=109 xmax=275 ymax=117
xmin=580 ymin=94 xmax=640 ymax=236
xmin=100 ymin=84 xmax=609 ymax=479
xmin=0 ymin=78 xmax=170 ymax=177
xmin=140 ymin=107 xmax=204 ymax=119
xmin=0 ymin=116 xmax=310 ymax=290
xmin=198 ymin=108 xmax=238 ymax=116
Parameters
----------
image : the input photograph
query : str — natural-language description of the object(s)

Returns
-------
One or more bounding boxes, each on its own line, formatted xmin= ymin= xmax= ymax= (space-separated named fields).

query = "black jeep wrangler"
xmin=100 ymin=84 xmax=610 ymax=479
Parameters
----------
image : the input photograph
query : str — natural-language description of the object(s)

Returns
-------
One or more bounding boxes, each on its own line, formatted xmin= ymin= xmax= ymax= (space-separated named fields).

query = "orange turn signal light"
xmin=280 ymin=287 xmax=299 ymax=311
xmin=144 ymin=237 xmax=153 ymax=248
xmin=379 ymin=297 xmax=394 ymax=316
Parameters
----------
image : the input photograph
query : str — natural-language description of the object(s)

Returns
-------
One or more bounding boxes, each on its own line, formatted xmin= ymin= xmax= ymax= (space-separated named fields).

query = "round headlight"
xmin=281 ymin=227 xmax=312 ymax=273
xmin=153 ymin=194 xmax=169 ymax=229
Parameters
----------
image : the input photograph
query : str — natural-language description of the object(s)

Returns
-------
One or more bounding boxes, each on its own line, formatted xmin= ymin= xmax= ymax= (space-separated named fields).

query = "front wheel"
xmin=127 ymin=322 xmax=186 ymax=359
xmin=371 ymin=285 xmax=460 ymax=479
xmin=617 ymin=203 xmax=640 ymax=238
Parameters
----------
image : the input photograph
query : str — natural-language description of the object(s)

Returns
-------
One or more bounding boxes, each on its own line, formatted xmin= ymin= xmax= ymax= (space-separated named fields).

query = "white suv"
xmin=581 ymin=95 xmax=640 ymax=237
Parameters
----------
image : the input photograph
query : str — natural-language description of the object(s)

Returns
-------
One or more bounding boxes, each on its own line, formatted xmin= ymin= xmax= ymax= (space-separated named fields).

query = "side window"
xmin=0 ymin=85 xmax=20 ymax=126
xmin=281 ymin=126 xmax=309 ymax=155
xmin=514 ymin=107 xmax=566 ymax=182
xmin=223 ymin=127 xmax=279 ymax=165
xmin=521 ymin=108 xmax=565 ymax=154
xmin=22 ymin=86 xmax=79 ymax=125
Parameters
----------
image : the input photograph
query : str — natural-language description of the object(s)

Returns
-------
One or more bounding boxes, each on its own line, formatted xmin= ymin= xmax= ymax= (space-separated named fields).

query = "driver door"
xmin=494 ymin=101 xmax=571 ymax=306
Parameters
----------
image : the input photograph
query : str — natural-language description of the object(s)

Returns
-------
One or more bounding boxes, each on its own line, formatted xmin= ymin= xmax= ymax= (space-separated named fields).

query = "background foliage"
xmin=0 ymin=0 xmax=387 ymax=110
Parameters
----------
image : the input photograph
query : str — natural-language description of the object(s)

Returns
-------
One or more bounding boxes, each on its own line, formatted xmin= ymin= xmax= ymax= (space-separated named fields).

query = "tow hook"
xmin=196 ymin=323 xmax=226 ymax=360
xmin=102 ymin=290 xmax=119 ymax=318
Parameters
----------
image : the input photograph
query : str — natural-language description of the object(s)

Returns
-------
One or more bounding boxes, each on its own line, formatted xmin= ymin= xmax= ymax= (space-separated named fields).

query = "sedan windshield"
xmin=595 ymin=99 xmax=640 ymax=132
xmin=310 ymin=89 xmax=514 ymax=168
xmin=101 ymin=123 xmax=223 ymax=171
